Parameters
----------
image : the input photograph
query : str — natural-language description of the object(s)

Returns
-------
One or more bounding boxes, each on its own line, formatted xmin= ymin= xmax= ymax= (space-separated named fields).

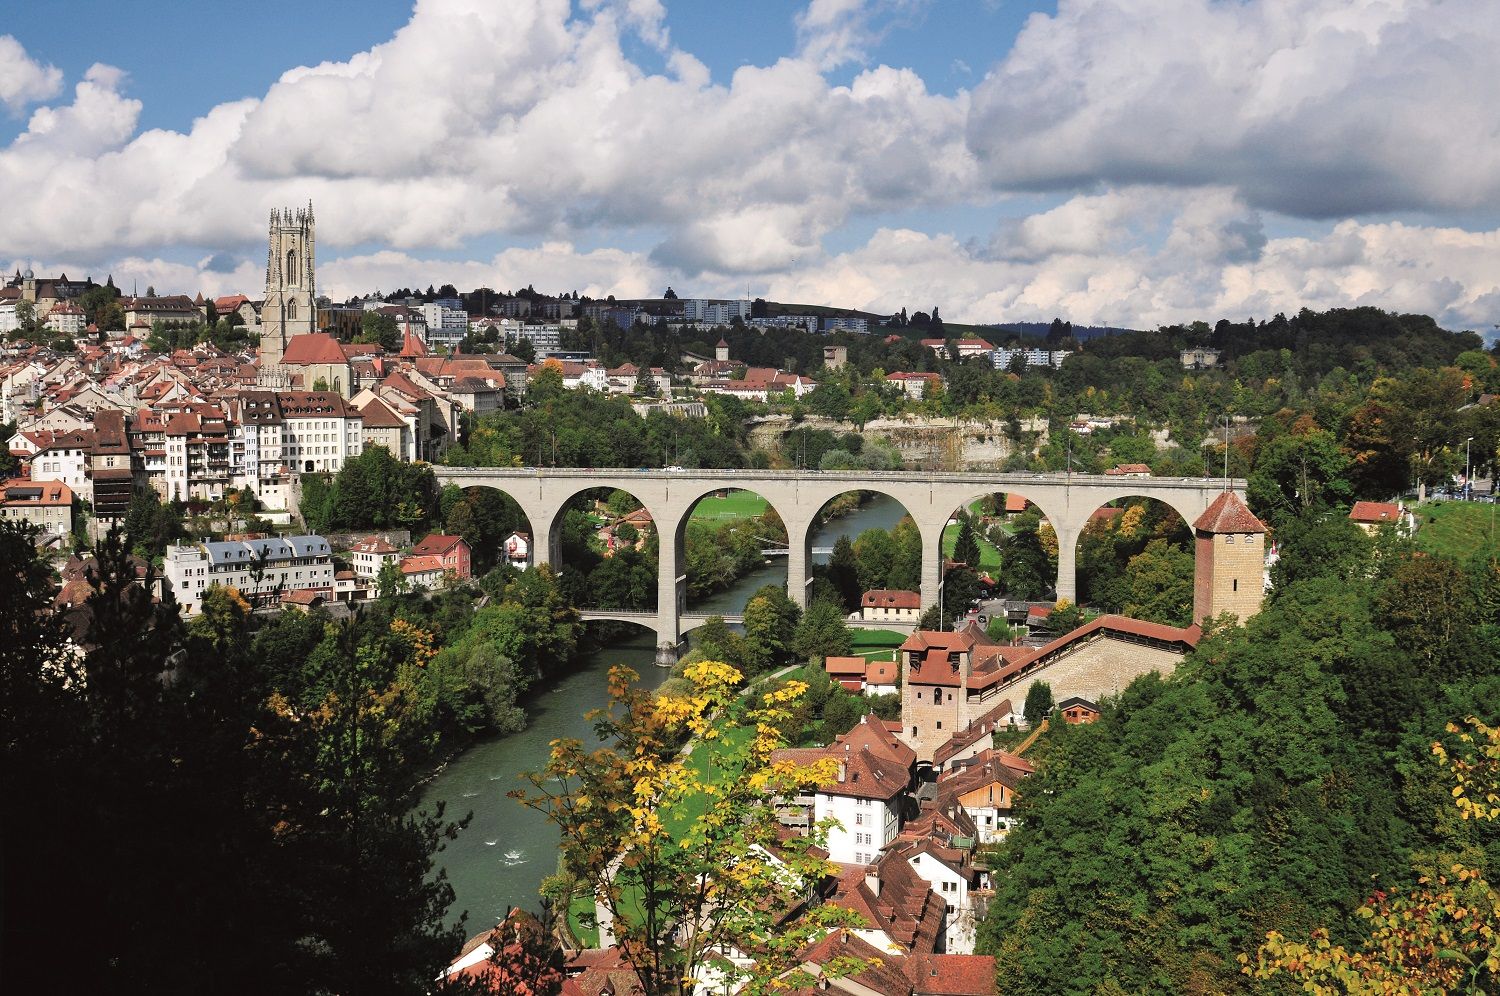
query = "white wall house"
xmin=815 ymin=780 xmax=904 ymax=866
xmin=907 ymin=845 xmax=975 ymax=953
xmin=163 ymin=535 xmax=335 ymax=615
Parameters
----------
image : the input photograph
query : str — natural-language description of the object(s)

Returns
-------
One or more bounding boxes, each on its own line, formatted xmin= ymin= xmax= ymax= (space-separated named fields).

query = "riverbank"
xmin=424 ymin=494 xmax=915 ymax=927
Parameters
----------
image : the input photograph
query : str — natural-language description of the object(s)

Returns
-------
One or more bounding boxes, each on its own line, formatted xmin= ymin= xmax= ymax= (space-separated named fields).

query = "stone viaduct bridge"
xmin=434 ymin=467 xmax=1247 ymax=656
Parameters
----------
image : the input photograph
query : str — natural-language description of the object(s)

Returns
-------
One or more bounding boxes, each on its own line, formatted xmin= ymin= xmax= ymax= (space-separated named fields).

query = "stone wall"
xmin=748 ymin=414 xmax=1050 ymax=470
xmin=1195 ymin=531 xmax=1264 ymax=624
xmin=1001 ymin=638 xmax=1186 ymax=713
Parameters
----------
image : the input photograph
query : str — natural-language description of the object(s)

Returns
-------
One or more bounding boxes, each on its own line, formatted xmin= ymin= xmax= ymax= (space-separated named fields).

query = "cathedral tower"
xmin=259 ymin=202 xmax=316 ymax=371
xmin=1192 ymin=491 xmax=1266 ymax=626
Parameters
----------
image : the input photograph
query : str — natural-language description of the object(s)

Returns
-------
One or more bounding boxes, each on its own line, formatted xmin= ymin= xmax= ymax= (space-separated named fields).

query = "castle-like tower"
xmin=259 ymin=203 xmax=317 ymax=371
xmin=1192 ymin=490 xmax=1266 ymax=625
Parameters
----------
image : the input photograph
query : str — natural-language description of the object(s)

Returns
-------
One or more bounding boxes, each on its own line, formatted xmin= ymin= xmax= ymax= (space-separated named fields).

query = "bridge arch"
xmin=442 ymin=483 xmax=537 ymax=577
xmin=800 ymin=488 xmax=926 ymax=618
xmin=546 ymin=485 xmax=663 ymax=614
xmin=671 ymin=486 xmax=789 ymax=617
xmin=1070 ymin=493 xmax=1195 ymax=624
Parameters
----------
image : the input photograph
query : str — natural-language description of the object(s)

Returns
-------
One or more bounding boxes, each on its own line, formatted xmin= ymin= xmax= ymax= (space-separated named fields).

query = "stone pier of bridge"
xmin=435 ymin=468 xmax=1246 ymax=660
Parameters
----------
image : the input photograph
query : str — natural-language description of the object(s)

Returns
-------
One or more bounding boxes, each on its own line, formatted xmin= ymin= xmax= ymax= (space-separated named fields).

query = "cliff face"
xmin=750 ymin=414 xmax=1049 ymax=470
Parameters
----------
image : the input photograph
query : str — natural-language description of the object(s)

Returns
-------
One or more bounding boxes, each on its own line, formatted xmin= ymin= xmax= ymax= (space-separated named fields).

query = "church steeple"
xmin=259 ymin=201 xmax=317 ymax=377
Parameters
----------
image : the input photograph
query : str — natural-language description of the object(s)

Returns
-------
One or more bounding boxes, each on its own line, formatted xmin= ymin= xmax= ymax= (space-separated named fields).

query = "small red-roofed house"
xmin=400 ymin=554 xmax=448 ymax=590
xmin=862 ymin=588 xmax=921 ymax=623
xmin=1349 ymin=500 xmax=1410 ymax=535
xmin=825 ymin=655 xmax=868 ymax=691
xmin=1104 ymin=463 xmax=1152 ymax=477
xmin=864 ymin=659 xmax=899 ymax=696
xmin=411 ymin=533 xmax=471 ymax=580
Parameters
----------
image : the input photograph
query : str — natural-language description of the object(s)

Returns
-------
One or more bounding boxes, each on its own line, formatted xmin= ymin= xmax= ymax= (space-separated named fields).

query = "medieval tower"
xmin=259 ymin=203 xmax=317 ymax=372
xmin=1192 ymin=490 xmax=1266 ymax=625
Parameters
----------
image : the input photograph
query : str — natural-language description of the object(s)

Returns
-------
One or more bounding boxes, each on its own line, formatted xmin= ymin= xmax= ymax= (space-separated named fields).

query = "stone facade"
xmin=1191 ymin=491 xmax=1266 ymax=625
xmin=259 ymin=204 xmax=317 ymax=375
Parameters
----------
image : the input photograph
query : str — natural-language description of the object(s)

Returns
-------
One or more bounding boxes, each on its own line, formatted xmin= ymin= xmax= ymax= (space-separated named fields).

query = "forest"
xmin=1 ymin=517 xmax=591 ymax=990
xmin=977 ymin=512 xmax=1500 ymax=992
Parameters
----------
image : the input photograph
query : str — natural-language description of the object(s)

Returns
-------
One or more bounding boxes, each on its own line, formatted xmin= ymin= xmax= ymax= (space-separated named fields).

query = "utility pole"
xmin=1466 ymin=436 xmax=1475 ymax=499
xmin=1222 ymin=415 xmax=1230 ymax=491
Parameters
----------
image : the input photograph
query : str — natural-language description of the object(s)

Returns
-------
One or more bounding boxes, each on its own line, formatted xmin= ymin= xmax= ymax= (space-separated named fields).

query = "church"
xmin=257 ymin=203 xmax=324 ymax=387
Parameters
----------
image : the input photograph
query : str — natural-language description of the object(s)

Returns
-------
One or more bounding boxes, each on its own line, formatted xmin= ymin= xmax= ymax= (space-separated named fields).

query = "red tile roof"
xmin=825 ymin=655 xmax=867 ymax=676
xmin=1349 ymin=500 xmax=1401 ymax=523
xmin=401 ymin=554 xmax=446 ymax=575
xmin=903 ymin=954 xmax=997 ymax=996
xmin=863 ymin=588 xmax=920 ymax=609
xmin=412 ymin=533 xmax=466 ymax=557
xmin=279 ymin=333 xmax=349 ymax=365
xmin=1192 ymin=490 xmax=1265 ymax=534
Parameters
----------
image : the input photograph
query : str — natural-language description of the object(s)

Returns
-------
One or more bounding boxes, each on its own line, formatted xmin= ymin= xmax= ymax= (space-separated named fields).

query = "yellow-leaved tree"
xmin=512 ymin=659 xmax=869 ymax=996
xmin=1242 ymin=717 xmax=1500 ymax=993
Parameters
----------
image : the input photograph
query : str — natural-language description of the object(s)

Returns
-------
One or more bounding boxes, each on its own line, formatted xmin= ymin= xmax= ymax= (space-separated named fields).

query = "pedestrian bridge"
xmin=435 ymin=467 xmax=1246 ymax=659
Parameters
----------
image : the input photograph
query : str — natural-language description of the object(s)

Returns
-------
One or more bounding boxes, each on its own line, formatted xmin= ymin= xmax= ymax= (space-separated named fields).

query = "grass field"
xmin=942 ymin=500 xmax=1004 ymax=572
xmin=1413 ymin=500 xmax=1500 ymax=560
xmin=688 ymin=489 xmax=769 ymax=523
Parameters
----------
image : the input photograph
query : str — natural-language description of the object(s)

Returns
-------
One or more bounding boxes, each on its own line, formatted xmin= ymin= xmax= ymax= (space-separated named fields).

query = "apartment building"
xmin=163 ymin=534 xmax=335 ymax=615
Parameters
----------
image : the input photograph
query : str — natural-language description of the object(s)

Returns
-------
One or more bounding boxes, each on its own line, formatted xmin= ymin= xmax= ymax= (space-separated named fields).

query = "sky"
xmin=2 ymin=0 xmax=1498 ymax=333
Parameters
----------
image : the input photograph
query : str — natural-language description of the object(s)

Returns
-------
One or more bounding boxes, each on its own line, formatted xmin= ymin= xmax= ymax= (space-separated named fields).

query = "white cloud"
xmin=0 ymin=35 xmax=61 ymax=115
xmin=753 ymin=190 xmax=1500 ymax=331
xmin=967 ymin=0 xmax=1500 ymax=218
xmin=795 ymin=0 xmax=928 ymax=71
xmin=0 ymin=0 xmax=971 ymax=277
xmin=1 ymin=0 xmax=1496 ymax=335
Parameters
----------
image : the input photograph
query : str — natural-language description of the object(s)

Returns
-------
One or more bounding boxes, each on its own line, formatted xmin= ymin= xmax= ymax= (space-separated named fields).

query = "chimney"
xmin=837 ymin=761 xmax=846 ymax=783
xmin=864 ymin=867 xmax=881 ymax=896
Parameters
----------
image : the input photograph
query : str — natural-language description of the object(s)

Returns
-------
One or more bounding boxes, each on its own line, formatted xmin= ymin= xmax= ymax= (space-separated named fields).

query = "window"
xmin=855 ymin=814 xmax=863 ymax=826
xmin=911 ymin=726 xmax=917 ymax=736
xmin=936 ymin=721 xmax=942 ymax=730
xmin=1233 ymin=578 xmax=1239 ymax=592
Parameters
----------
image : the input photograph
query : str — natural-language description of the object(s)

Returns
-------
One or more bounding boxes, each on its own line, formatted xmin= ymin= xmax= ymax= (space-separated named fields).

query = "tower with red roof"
xmin=1191 ymin=490 xmax=1266 ymax=625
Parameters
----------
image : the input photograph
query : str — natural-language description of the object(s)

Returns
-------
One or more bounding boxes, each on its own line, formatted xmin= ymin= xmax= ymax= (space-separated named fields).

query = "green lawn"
xmin=688 ymin=489 xmax=770 ymax=523
xmin=850 ymin=628 xmax=906 ymax=651
xmin=942 ymin=500 xmax=1004 ymax=572
xmin=568 ymin=895 xmax=600 ymax=948
xmin=1413 ymin=500 xmax=1500 ymax=560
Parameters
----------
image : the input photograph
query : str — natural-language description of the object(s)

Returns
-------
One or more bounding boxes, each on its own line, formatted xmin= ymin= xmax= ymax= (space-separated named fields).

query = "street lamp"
xmin=1466 ymin=436 xmax=1475 ymax=499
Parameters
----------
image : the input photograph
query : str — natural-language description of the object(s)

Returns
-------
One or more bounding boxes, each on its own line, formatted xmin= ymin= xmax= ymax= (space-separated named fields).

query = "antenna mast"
xmin=1223 ymin=416 xmax=1230 ymax=491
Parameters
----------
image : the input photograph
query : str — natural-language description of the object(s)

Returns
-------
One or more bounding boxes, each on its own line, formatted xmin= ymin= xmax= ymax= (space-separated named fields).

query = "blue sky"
xmin=1 ymin=0 xmax=1496 ymax=332
xmin=4 ymin=1 xmax=1049 ymax=142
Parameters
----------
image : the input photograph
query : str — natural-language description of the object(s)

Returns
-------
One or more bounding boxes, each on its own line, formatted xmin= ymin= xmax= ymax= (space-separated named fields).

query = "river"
xmin=423 ymin=492 xmax=911 ymax=931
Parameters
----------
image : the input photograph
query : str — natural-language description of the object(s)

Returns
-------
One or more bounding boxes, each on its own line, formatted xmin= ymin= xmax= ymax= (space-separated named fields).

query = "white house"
xmin=772 ymin=716 xmax=915 ymax=865
xmin=163 ymin=535 xmax=335 ymax=615
xmin=861 ymin=588 xmax=921 ymax=623
xmin=503 ymin=530 xmax=531 ymax=568
xmin=349 ymin=536 xmax=401 ymax=578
